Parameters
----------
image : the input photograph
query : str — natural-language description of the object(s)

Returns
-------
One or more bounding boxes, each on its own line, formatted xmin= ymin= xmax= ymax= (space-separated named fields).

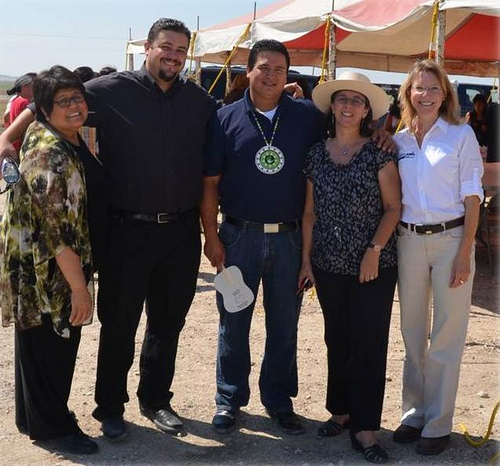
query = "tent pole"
xmin=126 ymin=27 xmax=134 ymax=71
xmin=436 ymin=7 xmax=446 ymax=65
xmin=226 ymin=56 xmax=232 ymax=96
xmin=329 ymin=0 xmax=336 ymax=80
xmin=195 ymin=17 xmax=201 ymax=86
xmin=329 ymin=18 xmax=336 ymax=80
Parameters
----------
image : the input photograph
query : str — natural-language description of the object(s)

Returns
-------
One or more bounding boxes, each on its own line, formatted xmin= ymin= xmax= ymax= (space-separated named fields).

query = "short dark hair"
xmin=473 ymin=93 xmax=487 ymax=104
xmin=247 ymin=39 xmax=290 ymax=71
xmin=147 ymin=18 xmax=191 ymax=44
xmin=326 ymin=91 xmax=373 ymax=138
xmin=34 ymin=65 xmax=85 ymax=124
xmin=73 ymin=66 xmax=96 ymax=83
xmin=99 ymin=66 xmax=117 ymax=76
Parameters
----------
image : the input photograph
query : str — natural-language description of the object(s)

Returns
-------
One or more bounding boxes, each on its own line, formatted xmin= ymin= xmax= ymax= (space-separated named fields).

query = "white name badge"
xmin=214 ymin=265 xmax=254 ymax=313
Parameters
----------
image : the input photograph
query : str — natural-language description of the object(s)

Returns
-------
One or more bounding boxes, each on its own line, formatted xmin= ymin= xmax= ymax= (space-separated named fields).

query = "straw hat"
xmin=312 ymin=71 xmax=389 ymax=119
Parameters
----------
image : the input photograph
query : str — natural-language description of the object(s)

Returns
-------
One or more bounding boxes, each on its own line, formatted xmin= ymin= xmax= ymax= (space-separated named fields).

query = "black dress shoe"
xmin=45 ymin=433 xmax=99 ymax=455
xmin=101 ymin=415 xmax=128 ymax=440
xmin=393 ymin=424 xmax=423 ymax=443
xmin=212 ymin=409 xmax=238 ymax=434
xmin=140 ymin=404 xmax=184 ymax=435
xmin=416 ymin=435 xmax=450 ymax=455
xmin=266 ymin=409 xmax=304 ymax=435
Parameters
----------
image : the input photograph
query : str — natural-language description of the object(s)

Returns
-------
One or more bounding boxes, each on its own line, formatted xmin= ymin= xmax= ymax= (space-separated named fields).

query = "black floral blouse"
xmin=304 ymin=140 xmax=398 ymax=275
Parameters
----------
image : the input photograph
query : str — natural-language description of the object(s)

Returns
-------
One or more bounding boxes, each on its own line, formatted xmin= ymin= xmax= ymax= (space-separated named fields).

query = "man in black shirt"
xmin=0 ymin=18 xmax=217 ymax=440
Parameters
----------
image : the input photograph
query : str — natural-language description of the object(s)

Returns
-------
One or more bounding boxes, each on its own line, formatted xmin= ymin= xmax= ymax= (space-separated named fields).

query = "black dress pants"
xmin=15 ymin=314 xmax=81 ymax=440
xmin=314 ymin=266 xmax=397 ymax=433
xmin=93 ymin=210 xmax=201 ymax=420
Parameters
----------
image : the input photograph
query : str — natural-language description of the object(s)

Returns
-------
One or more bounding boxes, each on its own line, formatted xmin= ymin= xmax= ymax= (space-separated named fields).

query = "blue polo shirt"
xmin=204 ymin=89 xmax=324 ymax=223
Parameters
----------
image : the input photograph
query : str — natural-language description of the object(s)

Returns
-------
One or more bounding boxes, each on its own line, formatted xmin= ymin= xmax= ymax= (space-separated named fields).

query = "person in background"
xmin=222 ymin=73 xmax=249 ymax=105
xmin=393 ymin=59 xmax=483 ymax=456
xmin=465 ymin=93 xmax=488 ymax=147
xmin=485 ymin=101 xmax=499 ymax=163
xmin=6 ymin=73 xmax=36 ymax=149
xmin=99 ymin=66 xmax=117 ymax=76
xmin=300 ymin=72 xmax=401 ymax=464
xmin=0 ymin=65 xmax=97 ymax=455
xmin=384 ymin=100 xmax=401 ymax=135
xmin=74 ymin=66 xmax=97 ymax=83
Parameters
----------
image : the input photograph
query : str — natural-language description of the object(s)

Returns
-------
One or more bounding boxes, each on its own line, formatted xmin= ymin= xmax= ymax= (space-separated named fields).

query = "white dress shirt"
xmin=394 ymin=117 xmax=484 ymax=224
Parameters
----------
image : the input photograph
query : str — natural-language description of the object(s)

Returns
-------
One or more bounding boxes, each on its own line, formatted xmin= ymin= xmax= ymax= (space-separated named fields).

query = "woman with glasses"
xmin=299 ymin=72 xmax=401 ymax=463
xmin=0 ymin=66 xmax=98 ymax=454
xmin=392 ymin=60 xmax=483 ymax=456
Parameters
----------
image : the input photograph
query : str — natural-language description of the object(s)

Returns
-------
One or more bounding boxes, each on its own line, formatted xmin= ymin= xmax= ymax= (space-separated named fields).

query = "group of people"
xmin=0 ymin=17 xmax=484 ymax=464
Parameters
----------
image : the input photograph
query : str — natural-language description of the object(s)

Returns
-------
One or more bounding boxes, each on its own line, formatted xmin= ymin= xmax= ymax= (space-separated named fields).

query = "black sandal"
xmin=318 ymin=418 xmax=350 ymax=437
xmin=350 ymin=431 xmax=388 ymax=464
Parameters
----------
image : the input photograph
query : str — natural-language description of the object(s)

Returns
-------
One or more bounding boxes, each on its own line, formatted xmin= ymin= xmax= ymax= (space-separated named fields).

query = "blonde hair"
xmin=398 ymin=59 xmax=460 ymax=132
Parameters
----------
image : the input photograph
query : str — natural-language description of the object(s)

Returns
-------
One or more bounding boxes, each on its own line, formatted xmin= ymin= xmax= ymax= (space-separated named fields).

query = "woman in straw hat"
xmin=392 ymin=59 xmax=483 ymax=456
xmin=299 ymin=71 xmax=401 ymax=463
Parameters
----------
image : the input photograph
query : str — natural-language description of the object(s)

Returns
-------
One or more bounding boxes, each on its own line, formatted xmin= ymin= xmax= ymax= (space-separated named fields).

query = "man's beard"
xmin=158 ymin=68 xmax=179 ymax=84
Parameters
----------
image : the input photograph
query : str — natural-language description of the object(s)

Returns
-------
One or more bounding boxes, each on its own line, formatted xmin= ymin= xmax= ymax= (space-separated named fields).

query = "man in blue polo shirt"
xmin=201 ymin=39 xmax=324 ymax=435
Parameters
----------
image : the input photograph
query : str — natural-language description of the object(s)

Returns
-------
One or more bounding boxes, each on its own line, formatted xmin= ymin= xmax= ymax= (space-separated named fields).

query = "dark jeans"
xmin=314 ymin=265 xmax=397 ymax=432
xmin=215 ymin=221 xmax=303 ymax=413
xmin=15 ymin=314 xmax=81 ymax=440
xmin=93 ymin=210 xmax=201 ymax=420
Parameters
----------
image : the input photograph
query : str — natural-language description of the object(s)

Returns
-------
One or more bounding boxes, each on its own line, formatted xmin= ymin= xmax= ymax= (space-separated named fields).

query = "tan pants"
xmin=397 ymin=225 xmax=475 ymax=438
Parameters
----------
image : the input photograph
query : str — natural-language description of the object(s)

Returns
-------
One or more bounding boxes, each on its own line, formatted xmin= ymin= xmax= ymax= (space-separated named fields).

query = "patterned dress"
xmin=304 ymin=140 xmax=398 ymax=275
xmin=0 ymin=121 xmax=92 ymax=338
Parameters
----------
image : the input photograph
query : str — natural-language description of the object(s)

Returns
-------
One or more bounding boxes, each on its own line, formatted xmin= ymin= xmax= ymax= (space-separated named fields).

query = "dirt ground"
xmin=0 ymin=237 xmax=498 ymax=466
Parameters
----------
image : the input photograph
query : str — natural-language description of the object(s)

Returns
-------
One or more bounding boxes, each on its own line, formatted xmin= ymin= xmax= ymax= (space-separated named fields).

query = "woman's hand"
xmin=69 ymin=288 xmax=93 ymax=326
xmin=359 ymin=249 xmax=380 ymax=283
xmin=298 ymin=262 xmax=315 ymax=291
xmin=450 ymin=251 xmax=472 ymax=288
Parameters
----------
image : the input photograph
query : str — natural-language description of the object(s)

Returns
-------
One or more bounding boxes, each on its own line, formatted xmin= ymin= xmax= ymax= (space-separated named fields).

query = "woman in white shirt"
xmin=393 ymin=59 xmax=483 ymax=456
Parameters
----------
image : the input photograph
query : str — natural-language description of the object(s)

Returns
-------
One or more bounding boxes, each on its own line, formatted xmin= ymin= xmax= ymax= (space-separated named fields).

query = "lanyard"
xmin=251 ymin=111 xmax=281 ymax=147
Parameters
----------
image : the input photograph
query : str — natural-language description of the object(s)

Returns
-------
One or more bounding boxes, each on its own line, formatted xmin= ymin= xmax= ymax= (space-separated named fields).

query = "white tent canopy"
xmin=126 ymin=0 xmax=500 ymax=77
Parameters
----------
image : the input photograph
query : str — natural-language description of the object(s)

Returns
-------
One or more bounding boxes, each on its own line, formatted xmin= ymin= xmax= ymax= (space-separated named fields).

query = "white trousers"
xmin=397 ymin=225 xmax=475 ymax=438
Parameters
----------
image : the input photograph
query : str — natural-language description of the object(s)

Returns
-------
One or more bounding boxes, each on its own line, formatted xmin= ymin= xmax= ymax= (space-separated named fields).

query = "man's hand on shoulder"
xmin=284 ymin=82 xmax=304 ymax=99
xmin=372 ymin=127 xmax=396 ymax=153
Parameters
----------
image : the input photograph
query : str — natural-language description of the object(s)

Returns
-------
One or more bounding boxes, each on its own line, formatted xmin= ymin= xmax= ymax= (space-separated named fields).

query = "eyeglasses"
xmin=53 ymin=94 xmax=85 ymax=108
xmin=412 ymin=86 xmax=442 ymax=95
xmin=334 ymin=95 xmax=367 ymax=107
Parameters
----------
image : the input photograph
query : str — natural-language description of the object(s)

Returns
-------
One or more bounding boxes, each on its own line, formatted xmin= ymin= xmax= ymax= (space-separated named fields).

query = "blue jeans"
xmin=215 ymin=220 xmax=303 ymax=413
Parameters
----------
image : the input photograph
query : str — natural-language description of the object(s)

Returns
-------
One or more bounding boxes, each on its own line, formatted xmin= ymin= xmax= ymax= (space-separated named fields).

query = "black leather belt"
xmin=224 ymin=216 xmax=300 ymax=233
xmin=111 ymin=208 xmax=195 ymax=224
xmin=399 ymin=216 xmax=465 ymax=235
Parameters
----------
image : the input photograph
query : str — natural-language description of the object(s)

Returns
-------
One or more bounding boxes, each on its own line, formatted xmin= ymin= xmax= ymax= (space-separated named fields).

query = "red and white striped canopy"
xmin=126 ymin=0 xmax=500 ymax=76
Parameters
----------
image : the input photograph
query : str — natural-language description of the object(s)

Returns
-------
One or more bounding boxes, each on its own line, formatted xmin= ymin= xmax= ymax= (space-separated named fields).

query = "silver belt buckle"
xmin=264 ymin=223 xmax=280 ymax=234
xmin=157 ymin=213 xmax=170 ymax=224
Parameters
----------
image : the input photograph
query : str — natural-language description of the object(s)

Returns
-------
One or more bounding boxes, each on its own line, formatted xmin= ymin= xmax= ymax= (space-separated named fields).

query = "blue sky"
xmin=0 ymin=0 xmax=493 ymax=86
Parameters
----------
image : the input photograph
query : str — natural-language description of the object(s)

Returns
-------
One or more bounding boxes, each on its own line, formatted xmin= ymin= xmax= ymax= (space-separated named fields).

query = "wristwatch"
xmin=368 ymin=242 xmax=382 ymax=253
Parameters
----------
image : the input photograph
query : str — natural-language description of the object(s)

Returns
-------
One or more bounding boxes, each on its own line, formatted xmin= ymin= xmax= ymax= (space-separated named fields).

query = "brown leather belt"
xmin=399 ymin=216 xmax=465 ymax=235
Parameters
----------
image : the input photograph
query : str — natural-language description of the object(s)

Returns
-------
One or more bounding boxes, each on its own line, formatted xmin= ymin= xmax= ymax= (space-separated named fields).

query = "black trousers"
xmin=93 ymin=210 xmax=201 ymax=420
xmin=15 ymin=314 xmax=81 ymax=440
xmin=314 ymin=266 xmax=397 ymax=432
